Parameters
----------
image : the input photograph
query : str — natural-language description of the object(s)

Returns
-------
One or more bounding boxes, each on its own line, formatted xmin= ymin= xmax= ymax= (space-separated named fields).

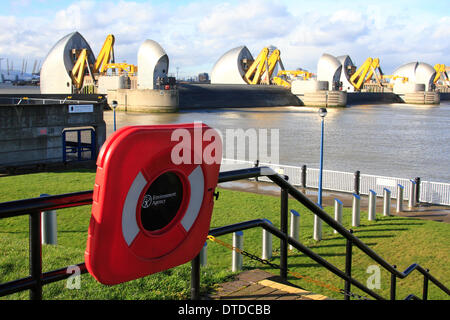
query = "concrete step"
xmin=206 ymin=269 xmax=331 ymax=300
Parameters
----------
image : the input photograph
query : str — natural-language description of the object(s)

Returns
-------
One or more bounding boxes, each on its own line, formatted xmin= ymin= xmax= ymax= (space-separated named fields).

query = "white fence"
xmin=220 ymin=158 xmax=450 ymax=206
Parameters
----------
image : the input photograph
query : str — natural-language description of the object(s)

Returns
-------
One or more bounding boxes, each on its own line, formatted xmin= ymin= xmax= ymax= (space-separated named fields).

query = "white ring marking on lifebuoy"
xmin=122 ymin=171 xmax=147 ymax=246
xmin=181 ymin=165 xmax=204 ymax=232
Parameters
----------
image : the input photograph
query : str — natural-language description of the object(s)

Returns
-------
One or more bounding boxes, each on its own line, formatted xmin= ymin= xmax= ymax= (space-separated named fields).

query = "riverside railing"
xmin=0 ymin=167 xmax=449 ymax=300
xmin=221 ymin=158 xmax=450 ymax=206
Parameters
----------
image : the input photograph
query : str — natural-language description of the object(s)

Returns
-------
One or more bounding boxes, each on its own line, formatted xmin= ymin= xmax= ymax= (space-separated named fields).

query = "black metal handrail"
xmin=212 ymin=167 xmax=450 ymax=300
xmin=0 ymin=166 xmax=449 ymax=300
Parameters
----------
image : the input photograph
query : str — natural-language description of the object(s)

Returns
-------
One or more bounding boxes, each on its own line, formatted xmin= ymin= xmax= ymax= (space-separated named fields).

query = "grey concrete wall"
xmin=440 ymin=92 xmax=450 ymax=101
xmin=178 ymin=84 xmax=301 ymax=109
xmin=107 ymin=88 xmax=178 ymax=112
xmin=0 ymin=96 xmax=106 ymax=167
xmin=346 ymin=92 xmax=403 ymax=105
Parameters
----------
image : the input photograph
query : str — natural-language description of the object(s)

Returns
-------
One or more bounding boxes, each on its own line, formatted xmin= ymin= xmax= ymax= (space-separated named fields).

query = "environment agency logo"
xmin=142 ymin=195 xmax=152 ymax=209
xmin=170 ymin=121 xmax=279 ymax=165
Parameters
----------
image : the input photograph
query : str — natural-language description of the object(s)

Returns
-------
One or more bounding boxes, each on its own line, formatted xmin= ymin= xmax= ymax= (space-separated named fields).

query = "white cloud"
xmin=0 ymin=0 xmax=448 ymax=76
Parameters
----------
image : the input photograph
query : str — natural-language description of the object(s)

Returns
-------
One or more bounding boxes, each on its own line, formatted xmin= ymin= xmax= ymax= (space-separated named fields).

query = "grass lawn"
xmin=0 ymin=168 xmax=449 ymax=300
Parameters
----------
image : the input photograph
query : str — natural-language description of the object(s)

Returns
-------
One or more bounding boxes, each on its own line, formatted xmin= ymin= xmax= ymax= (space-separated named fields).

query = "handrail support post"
xmin=390 ymin=265 xmax=397 ymax=300
xmin=344 ymin=230 xmax=353 ymax=300
xmin=280 ymin=186 xmax=288 ymax=281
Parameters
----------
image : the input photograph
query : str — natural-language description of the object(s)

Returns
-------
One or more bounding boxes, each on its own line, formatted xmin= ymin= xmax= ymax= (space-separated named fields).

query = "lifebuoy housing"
xmin=85 ymin=123 xmax=222 ymax=285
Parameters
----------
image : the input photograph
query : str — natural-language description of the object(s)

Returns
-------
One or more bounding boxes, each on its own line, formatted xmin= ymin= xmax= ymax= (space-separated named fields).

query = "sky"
xmin=0 ymin=0 xmax=449 ymax=78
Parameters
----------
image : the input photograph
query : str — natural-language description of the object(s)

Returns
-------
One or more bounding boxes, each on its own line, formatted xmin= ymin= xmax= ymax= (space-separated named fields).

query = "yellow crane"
xmin=272 ymin=69 xmax=314 ymax=89
xmin=70 ymin=34 xmax=137 ymax=91
xmin=349 ymin=57 xmax=384 ymax=90
xmin=433 ymin=64 xmax=449 ymax=85
xmin=244 ymin=47 xmax=283 ymax=85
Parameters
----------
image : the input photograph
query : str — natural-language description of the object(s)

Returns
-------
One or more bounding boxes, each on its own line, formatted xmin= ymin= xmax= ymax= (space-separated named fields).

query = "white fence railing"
xmin=220 ymin=158 xmax=450 ymax=206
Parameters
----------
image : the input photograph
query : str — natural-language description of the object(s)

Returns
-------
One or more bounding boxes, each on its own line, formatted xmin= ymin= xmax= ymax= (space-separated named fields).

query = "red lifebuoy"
xmin=85 ymin=123 xmax=222 ymax=285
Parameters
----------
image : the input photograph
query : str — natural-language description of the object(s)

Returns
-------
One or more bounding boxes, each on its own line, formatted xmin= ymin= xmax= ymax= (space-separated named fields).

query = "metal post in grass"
xmin=289 ymin=210 xmax=300 ymax=250
xmin=383 ymin=188 xmax=391 ymax=216
xmin=262 ymin=219 xmax=272 ymax=260
xmin=334 ymin=198 xmax=343 ymax=234
xmin=352 ymin=193 xmax=360 ymax=227
xmin=200 ymin=242 xmax=207 ymax=267
xmin=313 ymin=215 xmax=322 ymax=241
xmin=40 ymin=194 xmax=57 ymax=245
xmin=232 ymin=231 xmax=243 ymax=272
xmin=409 ymin=180 xmax=416 ymax=208
xmin=368 ymin=189 xmax=377 ymax=221
xmin=397 ymin=184 xmax=404 ymax=213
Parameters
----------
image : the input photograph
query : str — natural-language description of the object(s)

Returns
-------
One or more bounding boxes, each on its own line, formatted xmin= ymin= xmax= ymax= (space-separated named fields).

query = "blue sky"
xmin=1 ymin=0 xmax=449 ymax=78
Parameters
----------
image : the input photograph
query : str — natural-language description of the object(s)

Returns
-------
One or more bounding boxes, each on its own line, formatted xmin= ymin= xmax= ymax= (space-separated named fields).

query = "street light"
xmin=112 ymin=100 xmax=118 ymax=132
xmin=314 ymin=107 xmax=327 ymax=241
xmin=317 ymin=107 xmax=327 ymax=207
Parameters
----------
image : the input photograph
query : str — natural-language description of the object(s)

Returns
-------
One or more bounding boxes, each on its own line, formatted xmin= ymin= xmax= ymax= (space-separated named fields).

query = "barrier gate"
xmin=62 ymin=128 xmax=96 ymax=163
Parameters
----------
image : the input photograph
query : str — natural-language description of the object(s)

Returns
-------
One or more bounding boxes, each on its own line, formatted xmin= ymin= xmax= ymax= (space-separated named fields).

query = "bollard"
xmin=232 ymin=231 xmax=243 ymax=272
xmin=383 ymin=188 xmax=391 ymax=216
xmin=289 ymin=210 xmax=300 ymax=250
xmin=368 ymin=190 xmax=377 ymax=221
xmin=354 ymin=171 xmax=361 ymax=195
xmin=200 ymin=242 xmax=207 ymax=267
xmin=313 ymin=202 xmax=322 ymax=241
xmin=301 ymin=165 xmax=307 ymax=188
xmin=40 ymin=194 xmax=57 ymax=245
xmin=415 ymin=177 xmax=421 ymax=205
xmin=408 ymin=180 xmax=416 ymax=208
xmin=334 ymin=198 xmax=343 ymax=234
xmin=262 ymin=219 xmax=273 ymax=260
xmin=352 ymin=193 xmax=360 ymax=227
xmin=397 ymin=184 xmax=404 ymax=213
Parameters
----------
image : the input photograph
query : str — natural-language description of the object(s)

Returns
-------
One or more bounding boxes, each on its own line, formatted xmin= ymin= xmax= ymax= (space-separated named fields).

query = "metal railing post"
xmin=396 ymin=184 xmax=404 ymax=213
xmin=383 ymin=188 xmax=391 ymax=216
xmin=280 ymin=187 xmax=288 ymax=280
xmin=415 ymin=177 xmax=421 ymax=205
xmin=390 ymin=265 xmax=397 ymax=300
xmin=262 ymin=219 xmax=273 ymax=260
xmin=352 ymin=194 xmax=360 ymax=227
xmin=289 ymin=210 xmax=300 ymax=250
xmin=423 ymin=269 xmax=429 ymax=300
xmin=232 ymin=231 xmax=244 ymax=272
xmin=409 ymin=180 xmax=416 ymax=208
xmin=29 ymin=211 xmax=42 ymax=300
xmin=301 ymin=165 xmax=307 ymax=188
xmin=368 ymin=189 xmax=377 ymax=221
xmin=334 ymin=198 xmax=343 ymax=234
xmin=190 ymin=254 xmax=200 ymax=300
xmin=345 ymin=230 xmax=353 ymax=300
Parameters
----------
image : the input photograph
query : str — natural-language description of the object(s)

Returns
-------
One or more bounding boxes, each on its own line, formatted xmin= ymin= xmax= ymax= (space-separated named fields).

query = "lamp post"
xmin=112 ymin=100 xmax=118 ymax=132
xmin=314 ymin=107 xmax=327 ymax=241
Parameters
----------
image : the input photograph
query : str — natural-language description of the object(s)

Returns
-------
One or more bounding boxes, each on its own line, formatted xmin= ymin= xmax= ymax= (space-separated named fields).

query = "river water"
xmin=104 ymin=101 xmax=450 ymax=183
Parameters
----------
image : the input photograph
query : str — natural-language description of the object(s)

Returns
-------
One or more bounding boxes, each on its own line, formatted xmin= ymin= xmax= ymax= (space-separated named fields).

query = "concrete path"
xmin=206 ymin=269 xmax=330 ymax=300
xmin=218 ymin=180 xmax=450 ymax=223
